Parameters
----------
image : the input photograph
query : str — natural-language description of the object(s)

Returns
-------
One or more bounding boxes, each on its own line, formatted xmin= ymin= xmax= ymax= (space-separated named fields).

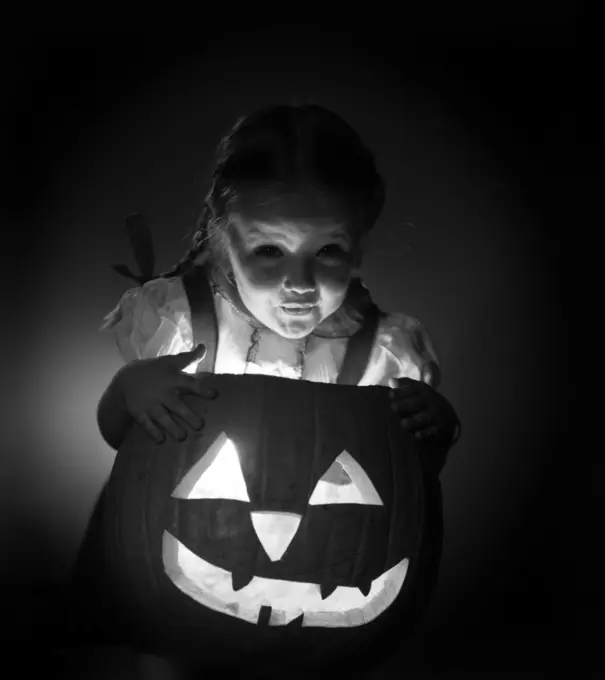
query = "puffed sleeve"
xmin=374 ymin=312 xmax=442 ymax=389
xmin=99 ymin=276 xmax=195 ymax=365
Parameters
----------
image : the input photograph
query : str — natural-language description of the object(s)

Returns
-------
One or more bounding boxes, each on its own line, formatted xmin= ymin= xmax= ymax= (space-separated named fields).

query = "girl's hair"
xmin=159 ymin=104 xmax=386 ymax=281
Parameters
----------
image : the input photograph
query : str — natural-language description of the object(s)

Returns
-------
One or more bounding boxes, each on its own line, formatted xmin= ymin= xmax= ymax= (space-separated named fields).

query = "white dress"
xmin=101 ymin=276 xmax=442 ymax=389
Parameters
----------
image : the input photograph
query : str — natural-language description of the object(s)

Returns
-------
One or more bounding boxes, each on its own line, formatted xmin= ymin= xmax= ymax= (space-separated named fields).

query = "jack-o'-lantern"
xmin=92 ymin=374 xmax=442 ymax=675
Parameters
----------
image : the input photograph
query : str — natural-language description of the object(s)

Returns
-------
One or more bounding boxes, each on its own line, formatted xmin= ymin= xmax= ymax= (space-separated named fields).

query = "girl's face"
xmin=225 ymin=185 xmax=361 ymax=340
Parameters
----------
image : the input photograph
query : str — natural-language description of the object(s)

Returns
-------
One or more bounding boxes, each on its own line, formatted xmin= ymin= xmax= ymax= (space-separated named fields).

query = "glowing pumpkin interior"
xmin=163 ymin=432 xmax=409 ymax=627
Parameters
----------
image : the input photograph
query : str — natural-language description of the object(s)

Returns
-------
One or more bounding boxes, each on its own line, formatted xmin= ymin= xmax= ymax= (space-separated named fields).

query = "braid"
xmin=154 ymin=202 xmax=213 ymax=281
xmin=156 ymin=133 xmax=238 ymax=282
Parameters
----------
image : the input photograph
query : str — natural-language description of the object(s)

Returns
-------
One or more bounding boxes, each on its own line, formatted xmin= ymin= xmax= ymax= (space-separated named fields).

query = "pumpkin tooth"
xmin=231 ymin=569 xmax=253 ymax=592
xmin=257 ymin=604 xmax=272 ymax=625
xmin=319 ymin=583 xmax=339 ymax=600
xmin=286 ymin=612 xmax=305 ymax=627
xmin=357 ymin=578 xmax=373 ymax=597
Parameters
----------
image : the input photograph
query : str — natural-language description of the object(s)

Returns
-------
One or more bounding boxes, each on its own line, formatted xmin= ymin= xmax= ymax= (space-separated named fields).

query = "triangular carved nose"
xmin=250 ymin=511 xmax=302 ymax=562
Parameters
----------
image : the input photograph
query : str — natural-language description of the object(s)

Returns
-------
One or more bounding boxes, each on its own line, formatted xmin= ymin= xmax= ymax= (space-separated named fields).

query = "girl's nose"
xmin=284 ymin=279 xmax=316 ymax=295
xmin=283 ymin=261 xmax=316 ymax=294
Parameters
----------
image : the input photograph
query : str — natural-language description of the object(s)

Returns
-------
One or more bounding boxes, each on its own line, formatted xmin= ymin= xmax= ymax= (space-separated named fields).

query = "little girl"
xmin=95 ymin=104 xmax=460 ymax=678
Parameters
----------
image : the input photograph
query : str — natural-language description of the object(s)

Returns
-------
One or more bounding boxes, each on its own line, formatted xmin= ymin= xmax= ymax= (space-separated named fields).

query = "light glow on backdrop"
xmin=13 ymin=28 xmax=558 ymax=642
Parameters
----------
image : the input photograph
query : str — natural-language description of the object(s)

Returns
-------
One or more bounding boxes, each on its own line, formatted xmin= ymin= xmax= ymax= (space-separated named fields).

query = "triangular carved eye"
xmin=308 ymin=451 xmax=383 ymax=506
xmin=172 ymin=432 xmax=250 ymax=502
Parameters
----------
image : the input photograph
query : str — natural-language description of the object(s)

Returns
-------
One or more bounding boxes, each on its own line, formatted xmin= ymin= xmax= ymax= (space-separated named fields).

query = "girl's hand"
xmin=388 ymin=377 xmax=459 ymax=448
xmin=115 ymin=344 xmax=217 ymax=444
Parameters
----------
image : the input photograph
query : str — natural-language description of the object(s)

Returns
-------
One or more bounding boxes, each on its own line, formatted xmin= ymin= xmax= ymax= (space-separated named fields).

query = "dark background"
xmin=3 ymin=5 xmax=592 ymax=677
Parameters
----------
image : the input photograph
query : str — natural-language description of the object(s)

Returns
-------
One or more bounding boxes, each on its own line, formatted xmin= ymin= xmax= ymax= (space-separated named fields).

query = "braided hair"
xmin=157 ymin=104 xmax=385 ymax=282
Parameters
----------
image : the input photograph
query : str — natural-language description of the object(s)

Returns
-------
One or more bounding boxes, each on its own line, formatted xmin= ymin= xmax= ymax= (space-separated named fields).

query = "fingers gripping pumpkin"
xmin=97 ymin=374 xmax=442 ymax=673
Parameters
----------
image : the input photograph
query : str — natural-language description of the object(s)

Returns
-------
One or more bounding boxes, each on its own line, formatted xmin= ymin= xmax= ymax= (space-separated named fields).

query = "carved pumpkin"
xmin=93 ymin=374 xmax=442 ymax=674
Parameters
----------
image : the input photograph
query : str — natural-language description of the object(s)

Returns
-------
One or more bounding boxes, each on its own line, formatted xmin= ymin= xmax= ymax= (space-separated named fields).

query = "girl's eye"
xmin=254 ymin=245 xmax=283 ymax=258
xmin=253 ymin=244 xmax=347 ymax=260
xmin=317 ymin=244 xmax=346 ymax=259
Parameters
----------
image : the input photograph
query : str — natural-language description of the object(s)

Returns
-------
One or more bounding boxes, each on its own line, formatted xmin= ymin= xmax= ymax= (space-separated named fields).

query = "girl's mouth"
xmin=280 ymin=306 xmax=316 ymax=316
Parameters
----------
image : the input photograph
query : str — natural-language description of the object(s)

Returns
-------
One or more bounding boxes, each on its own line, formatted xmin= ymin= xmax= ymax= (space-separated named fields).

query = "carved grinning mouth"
xmin=163 ymin=531 xmax=409 ymax=628
xmin=164 ymin=439 xmax=409 ymax=627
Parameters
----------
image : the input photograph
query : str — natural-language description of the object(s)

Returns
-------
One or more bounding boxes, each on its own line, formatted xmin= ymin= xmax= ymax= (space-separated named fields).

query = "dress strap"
xmin=181 ymin=266 xmax=218 ymax=373
xmin=336 ymin=305 xmax=384 ymax=386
